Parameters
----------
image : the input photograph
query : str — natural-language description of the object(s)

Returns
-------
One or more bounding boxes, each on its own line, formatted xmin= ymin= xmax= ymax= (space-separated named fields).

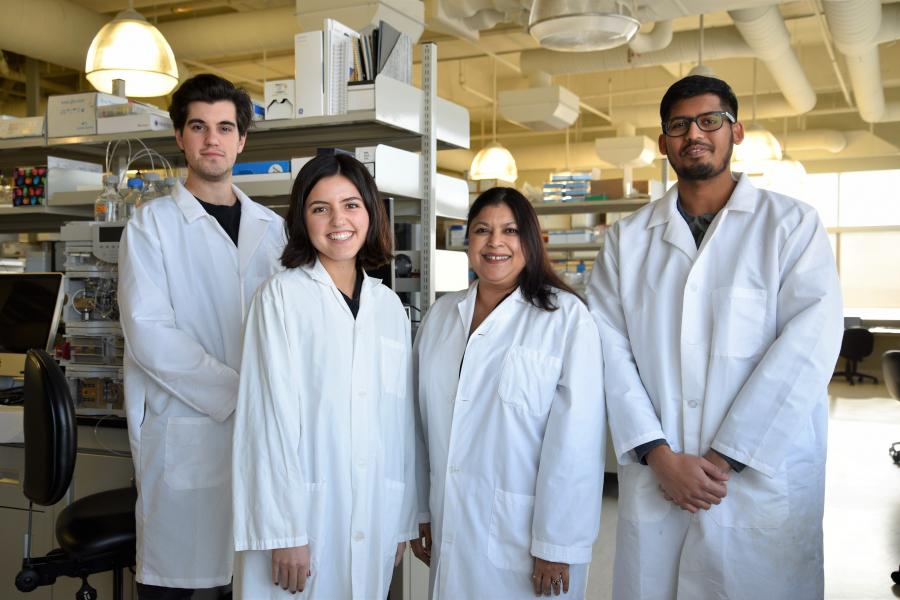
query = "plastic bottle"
xmin=163 ymin=176 xmax=178 ymax=196
xmin=138 ymin=173 xmax=165 ymax=208
xmin=94 ymin=174 xmax=122 ymax=222
xmin=122 ymin=176 xmax=144 ymax=219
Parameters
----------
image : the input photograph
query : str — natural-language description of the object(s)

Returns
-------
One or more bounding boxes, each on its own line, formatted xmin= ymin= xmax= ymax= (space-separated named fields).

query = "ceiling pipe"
xmin=823 ymin=0 xmax=900 ymax=122
xmin=628 ymin=20 xmax=673 ymax=54
xmin=728 ymin=5 xmax=816 ymax=114
xmin=777 ymin=129 xmax=848 ymax=153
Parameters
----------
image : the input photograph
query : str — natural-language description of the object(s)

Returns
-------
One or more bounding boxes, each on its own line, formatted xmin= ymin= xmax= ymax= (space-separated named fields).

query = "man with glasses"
xmin=588 ymin=75 xmax=843 ymax=599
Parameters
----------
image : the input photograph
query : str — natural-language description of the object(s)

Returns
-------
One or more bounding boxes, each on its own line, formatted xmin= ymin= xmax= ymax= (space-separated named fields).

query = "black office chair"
xmin=14 ymin=349 xmax=137 ymax=600
xmin=833 ymin=327 xmax=878 ymax=385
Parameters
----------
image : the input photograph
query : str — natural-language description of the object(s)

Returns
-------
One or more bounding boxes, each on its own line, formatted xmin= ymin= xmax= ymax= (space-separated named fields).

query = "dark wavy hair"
xmin=281 ymin=153 xmax=393 ymax=270
xmin=659 ymin=75 xmax=739 ymax=124
xmin=169 ymin=74 xmax=253 ymax=136
xmin=467 ymin=187 xmax=580 ymax=311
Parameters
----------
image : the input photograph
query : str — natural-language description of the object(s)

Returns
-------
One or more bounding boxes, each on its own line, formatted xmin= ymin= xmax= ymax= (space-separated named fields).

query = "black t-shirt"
xmin=341 ymin=268 xmax=364 ymax=319
xmin=195 ymin=195 xmax=241 ymax=246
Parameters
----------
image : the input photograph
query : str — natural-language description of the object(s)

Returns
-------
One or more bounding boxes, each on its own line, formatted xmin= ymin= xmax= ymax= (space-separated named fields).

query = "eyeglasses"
xmin=662 ymin=111 xmax=736 ymax=137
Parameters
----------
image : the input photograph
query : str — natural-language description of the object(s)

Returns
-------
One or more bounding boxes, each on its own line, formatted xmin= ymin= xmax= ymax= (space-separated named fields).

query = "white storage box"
xmin=47 ymin=93 xmax=128 ymax=137
xmin=97 ymin=113 xmax=173 ymax=135
xmin=265 ymin=80 xmax=295 ymax=120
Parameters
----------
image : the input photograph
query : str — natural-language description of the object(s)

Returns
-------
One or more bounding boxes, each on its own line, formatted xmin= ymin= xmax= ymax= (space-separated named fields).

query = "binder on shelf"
xmin=324 ymin=18 xmax=360 ymax=116
xmin=294 ymin=30 xmax=325 ymax=118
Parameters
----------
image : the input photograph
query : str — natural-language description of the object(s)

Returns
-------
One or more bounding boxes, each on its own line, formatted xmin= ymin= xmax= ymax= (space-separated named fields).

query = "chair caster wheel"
xmin=15 ymin=568 xmax=39 ymax=592
xmin=76 ymin=578 xmax=98 ymax=600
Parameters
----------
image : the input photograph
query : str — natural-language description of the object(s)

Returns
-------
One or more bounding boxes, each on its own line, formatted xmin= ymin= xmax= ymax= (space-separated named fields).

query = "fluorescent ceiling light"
xmin=529 ymin=0 xmax=640 ymax=52
xmin=85 ymin=9 xmax=179 ymax=97
xmin=470 ymin=142 xmax=518 ymax=183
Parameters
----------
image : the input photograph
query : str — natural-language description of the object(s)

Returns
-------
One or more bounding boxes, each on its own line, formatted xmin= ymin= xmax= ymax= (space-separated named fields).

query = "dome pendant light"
xmin=85 ymin=5 xmax=179 ymax=98
xmin=469 ymin=59 xmax=518 ymax=183
xmin=529 ymin=0 xmax=640 ymax=52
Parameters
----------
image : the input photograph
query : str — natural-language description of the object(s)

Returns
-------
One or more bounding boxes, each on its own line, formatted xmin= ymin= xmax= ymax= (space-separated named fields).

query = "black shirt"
xmin=340 ymin=268 xmax=364 ymax=319
xmin=195 ymin=195 xmax=241 ymax=246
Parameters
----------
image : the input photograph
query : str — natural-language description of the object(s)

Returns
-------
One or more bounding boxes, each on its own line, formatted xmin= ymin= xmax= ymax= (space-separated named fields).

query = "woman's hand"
xmin=532 ymin=557 xmax=569 ymax=596
xmin=395 ymin=541 xmax=406 ymax=567
xmin=410 ymin=522 xmax=432 ymax=566
xmin=272 ymin=545 xmax=311 ymax=594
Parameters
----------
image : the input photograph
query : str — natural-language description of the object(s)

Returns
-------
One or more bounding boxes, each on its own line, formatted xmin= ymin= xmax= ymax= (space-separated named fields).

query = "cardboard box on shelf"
xmin=590 ymin=178 xmax=657 ymax=199
xmin=0 ymin=116 xmax=45 ymax=139
xmin=47 ymin=92 xmax=129 ymax=137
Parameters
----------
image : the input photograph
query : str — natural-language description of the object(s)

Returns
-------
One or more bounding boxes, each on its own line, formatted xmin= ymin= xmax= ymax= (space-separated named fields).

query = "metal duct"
xmin=520 ymin=26 xmax=754 ymax=75
xmin=777 ymin=129 xmax=848 ymax=153
xmin=824 ymin=0 xmax=900 ymax=122
xmin=728 ymin=5 xmax=816 ymax=114
xmin=628 ymin=20 xmax=673 ymax=54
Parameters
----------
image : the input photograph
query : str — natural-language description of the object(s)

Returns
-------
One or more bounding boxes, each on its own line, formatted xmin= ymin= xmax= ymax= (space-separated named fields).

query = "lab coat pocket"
xmin=617 ymin=463 xmax=672 ymax=523
xmin=380 ymin=337 xmax=406 ymax=397
xmin=712 ymin=287 xmax=768 ymax=359
xmin=709 ymin=467 xmax=789 ymax=529
xmin=498 ymin=346 xmax=562 ymax=417
xmin=163 ymin=416 xmax=230 ymax=490
xmin=487 ymin=489 xmax=535 ymax=573
xmin=383 ymin=479 xmax=406 ymax=556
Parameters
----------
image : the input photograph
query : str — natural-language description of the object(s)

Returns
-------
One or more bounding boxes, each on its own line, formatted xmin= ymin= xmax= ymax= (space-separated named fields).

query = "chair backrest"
xmin=839 ymin=327 xmax=875 ymax=360
xmin=883 ymin=350 xmax=900 ymax=401
xmin=22 ymin=349 xmax=76 ymax=506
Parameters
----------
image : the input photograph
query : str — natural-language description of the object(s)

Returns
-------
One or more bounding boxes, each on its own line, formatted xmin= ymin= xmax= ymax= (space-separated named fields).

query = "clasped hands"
xmin=646 ymin=445 xmax=731 ymax=513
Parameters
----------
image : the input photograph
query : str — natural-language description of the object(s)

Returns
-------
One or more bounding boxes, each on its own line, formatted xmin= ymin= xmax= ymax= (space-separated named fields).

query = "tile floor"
xmin=585 ymin=380 xmax=900 ymax=600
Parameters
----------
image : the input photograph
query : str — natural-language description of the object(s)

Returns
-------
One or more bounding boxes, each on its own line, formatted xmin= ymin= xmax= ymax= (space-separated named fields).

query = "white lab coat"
xmin=232 ymin=260 xmax=416 ymax=600
xmin=587 ymin=174 xmax=843 ymax=600
xmin=118 ymin=181 xmax=285 ymax=588
xmin=414 ymin=283 xmax=606 ymax=599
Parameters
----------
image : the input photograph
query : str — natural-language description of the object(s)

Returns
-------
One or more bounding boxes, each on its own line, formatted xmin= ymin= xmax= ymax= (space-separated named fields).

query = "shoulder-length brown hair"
xmin=281 ymin=153 xmax=393 ymax=270
xmin=467 ymin=187 xmax=581 ymax=311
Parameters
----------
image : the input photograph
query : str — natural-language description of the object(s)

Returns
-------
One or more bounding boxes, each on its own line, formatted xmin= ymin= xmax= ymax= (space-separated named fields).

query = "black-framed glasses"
xmin=662 ymin=111 xmax=736 ymax=137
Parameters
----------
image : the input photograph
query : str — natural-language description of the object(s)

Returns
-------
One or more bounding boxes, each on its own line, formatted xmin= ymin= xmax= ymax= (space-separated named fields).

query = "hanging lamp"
xmin=687 ymin=14 xmax=715 ymax=77
xmin=732 ymin=59 xmax=782 ymax=165
xmin=470 ymin=59 xmax=518 ymax=183
xmin=85 ymin=4 xmax=179 ymax=98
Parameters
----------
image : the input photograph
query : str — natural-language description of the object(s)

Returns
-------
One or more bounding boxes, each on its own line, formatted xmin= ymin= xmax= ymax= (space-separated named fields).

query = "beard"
xmin=187 ymin=156 xmax=232 ymax=182
xmin=670 ymin=135 xmax=734 ymax=181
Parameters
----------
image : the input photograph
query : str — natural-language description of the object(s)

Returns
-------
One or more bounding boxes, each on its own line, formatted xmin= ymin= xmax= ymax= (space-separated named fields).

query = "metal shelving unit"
xmin=532 ymin=197 xmax=651 ymax=215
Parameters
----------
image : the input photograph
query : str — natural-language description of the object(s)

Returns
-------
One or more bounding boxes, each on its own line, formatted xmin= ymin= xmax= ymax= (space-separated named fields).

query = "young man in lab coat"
xmin=118 ymin=74 xmax=285 ymax=600
xmin=587 ymin=75 xmax=843 ymax=599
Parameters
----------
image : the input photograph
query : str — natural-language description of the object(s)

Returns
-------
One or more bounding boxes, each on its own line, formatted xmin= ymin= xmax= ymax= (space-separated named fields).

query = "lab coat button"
xmin=689 ymin=283 xmax=698 ymax=293
xmin=357 ymin=391 xmax=367 ymax=398
xmin=353 ymin=531 xmax=365 ymax=542
xmin=357 ymin=458 xmax=367 ymax=468
xmin=449 ymin=465 xmax=460 ymax=473
xmin=687 ymin=399 xmax=699 ymax=408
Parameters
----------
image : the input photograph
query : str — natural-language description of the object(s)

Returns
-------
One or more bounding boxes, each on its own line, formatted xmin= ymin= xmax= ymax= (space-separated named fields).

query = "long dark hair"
xmin=466 ymin=187 xmax=580 ymax=311
xmin=281 ymin=153 xmax=393 ymax=270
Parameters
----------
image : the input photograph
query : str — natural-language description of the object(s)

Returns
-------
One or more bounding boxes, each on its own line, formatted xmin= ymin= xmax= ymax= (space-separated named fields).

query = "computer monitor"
xmin=0 ymin=273 xmax=65 ymax=379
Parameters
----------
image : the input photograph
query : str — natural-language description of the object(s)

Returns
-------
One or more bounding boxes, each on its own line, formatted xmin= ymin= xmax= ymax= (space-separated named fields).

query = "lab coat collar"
xmin=647 ymin=172 xmax=757 ymax=259
xmin=300 ymin=258 xmax=382 ymax=319
xmin=648 ymin=172 xmax=758 ymax=228
xmin=171 ymin=179 xmax=277 ymax=224
xmin=172 ymin=180 xmax=277 ymax=273
xmin=456 ymin=281 xmax=526 ymax=335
